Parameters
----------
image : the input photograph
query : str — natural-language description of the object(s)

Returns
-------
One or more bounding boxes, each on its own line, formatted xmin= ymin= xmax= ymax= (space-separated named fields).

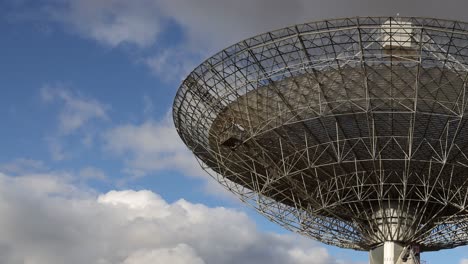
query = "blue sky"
xmin=1 ymin=1 xmax=468 ymax=263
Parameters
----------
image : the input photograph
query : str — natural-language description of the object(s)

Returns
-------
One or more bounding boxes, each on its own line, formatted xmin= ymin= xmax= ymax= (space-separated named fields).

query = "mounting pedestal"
xmin=370 ymin=242 xmax=420 ymax=264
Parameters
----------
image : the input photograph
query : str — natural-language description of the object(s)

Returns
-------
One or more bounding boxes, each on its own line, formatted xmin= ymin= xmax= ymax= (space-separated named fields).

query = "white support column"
xmin=369 ymin=243 xmax=420 ymax=264
xmin=383 ymin=242 xmax=398 ymax=264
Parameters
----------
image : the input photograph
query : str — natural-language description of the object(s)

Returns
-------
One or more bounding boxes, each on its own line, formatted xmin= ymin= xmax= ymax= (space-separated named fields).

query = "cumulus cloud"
xmin=122 ymin=244 xmax=205 ymax=264
xmin=41 ymin=84 xmax=108 ymax=134
xmin=461 ymin=259 xmax=468 ymax=264
xmin=103 ymin=113 xmax=203 ymax=178
xmin=0 ymin=171 xmax=354 ymax=264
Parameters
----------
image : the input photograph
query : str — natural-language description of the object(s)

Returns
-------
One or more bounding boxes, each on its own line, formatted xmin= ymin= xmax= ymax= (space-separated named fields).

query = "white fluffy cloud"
xmin=122 ymin=244 xmax=205 ymax=264
xmin=0 ymin=171 xmax=354 ymax=264
xmin=104 ymin=113 xmax=203 ymax=178
xmin=461 ymin=259 xmax=468 ymax=264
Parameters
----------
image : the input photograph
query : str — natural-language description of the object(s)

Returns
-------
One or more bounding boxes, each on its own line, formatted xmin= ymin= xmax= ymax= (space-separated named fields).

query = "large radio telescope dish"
xmin=173 ymin=17 xmax=468 ymax=263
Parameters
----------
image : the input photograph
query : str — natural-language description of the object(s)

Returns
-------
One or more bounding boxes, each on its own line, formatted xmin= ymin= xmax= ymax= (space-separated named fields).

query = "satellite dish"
xmin=173 ymin=17 xmax=468 ymax=264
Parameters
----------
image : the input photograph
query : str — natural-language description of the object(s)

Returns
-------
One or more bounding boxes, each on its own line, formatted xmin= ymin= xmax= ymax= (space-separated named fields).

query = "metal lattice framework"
xmin=173 ymin=17 xmax=468 ymax=252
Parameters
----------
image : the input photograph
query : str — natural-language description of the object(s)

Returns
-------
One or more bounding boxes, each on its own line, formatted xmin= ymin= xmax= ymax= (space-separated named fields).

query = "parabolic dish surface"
xmin=173 ymin=17 xmax=468 ymax=251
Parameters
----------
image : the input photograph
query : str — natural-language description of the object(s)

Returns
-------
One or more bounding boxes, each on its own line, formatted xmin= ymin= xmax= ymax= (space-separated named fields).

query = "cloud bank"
xmin=0 ymin=171 xmax=354 ymax=264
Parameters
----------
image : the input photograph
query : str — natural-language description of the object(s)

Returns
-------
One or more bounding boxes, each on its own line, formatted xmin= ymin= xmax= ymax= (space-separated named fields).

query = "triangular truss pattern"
xmin=173 ymin=17 xmax=468 ymax=252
